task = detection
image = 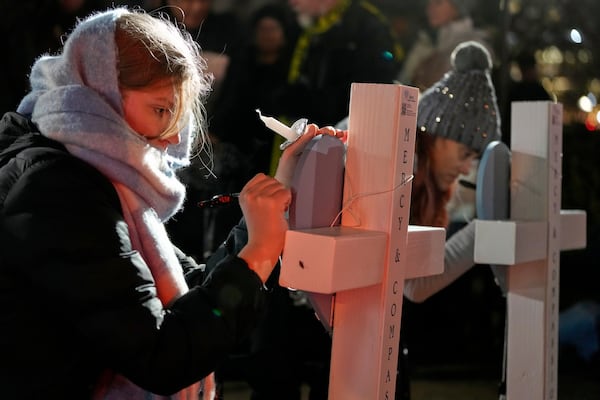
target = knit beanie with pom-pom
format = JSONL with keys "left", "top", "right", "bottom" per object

{"left": 417, "top": 40, "right": 501, "bottom": 153}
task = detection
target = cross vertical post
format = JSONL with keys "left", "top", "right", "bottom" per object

{"left": 474, "top": 101, "right": 587, "bottom": 399}
{"left": 281, "top": 83, "right": 445, "bottom": 399}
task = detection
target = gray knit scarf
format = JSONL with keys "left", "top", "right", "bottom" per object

{"left": 17, "top": 8, "right": 212, "bottom": 399}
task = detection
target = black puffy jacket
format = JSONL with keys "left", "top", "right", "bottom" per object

{"left": 279, "top": 0, "right": 403, "bottom": 127}
{"left": 0, "top": 112, "right": 265, "bottom": 399}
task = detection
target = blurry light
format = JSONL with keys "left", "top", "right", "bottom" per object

{"left": 509, "top": 63, "right": 522, "bottom": 81}
{"left": 569, "top": 29, "right": 583, "bottom": 44}
{"left": 587, "top": 92, "right": 597, "bottom": 107}
{"left": 578, "top": 95, "right": 593, "bottom": 112}
{"left": 596, "top": 110, "right": 600, "bottom": 125}
{"left": 589, "top": 79, "right": 600, "bottom": 94}
{"left": 549, "top": 76, "right": 571, "bottom": 92}
{"left": 585, "top": 117, "right": 596, "bottom": 132}
{"left": 540, "top": 77, "right": 554, "bottom": 93}
{"left": 542, "top": 46, "right": 563, "bottom": 64}
{"left": 508, "top": 0, "right": 521, "bottom": 14}
{"left": 578, "top": 49, "right": 591, "bottom": 64}
{"left": 382, "top": 51, "right": 393, "bottom": 61}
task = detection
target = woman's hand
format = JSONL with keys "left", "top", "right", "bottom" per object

{"left": 237, "top": 173, "right": 292, "bottom": 283}
{"left": 274, "top": 124, "right": 347, "bottom": 187}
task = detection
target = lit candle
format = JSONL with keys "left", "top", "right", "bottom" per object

{"left": 256, "top": 109, "right": 296, "bottom": 141}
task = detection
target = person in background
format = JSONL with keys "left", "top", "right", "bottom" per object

{"left": 263, "top": 0, "right": 405, "bottom": 197}
{"left": 159, "top": 0, "right": 245, "bottom": 115}
{"left": 223, "top": 0, "right": 284, "bottom": 23}
{"left": 397, "top": 0, "right": 493, "bottom": 91}
{"left": 0, "top": 7, "right": 343, "bottom": 399}
{"left": 210, "top": 3, "right": 301, "bottom": 177}
{"left": 281, "top": 0, "right": 403, "bottom": 128}
{"left": 382, "top": 1, "right": 424, "bottom": 65}
{"left": 397, "top": 40, "right": 502, "bottom": 398}
{"left": 405, "top": 40, "right": 501, "bottom": 302}
{"left": 398, "top": 0, "right": 495, "bottom": 232}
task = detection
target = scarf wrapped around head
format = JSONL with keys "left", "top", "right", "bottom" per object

{"left": 18, "top": 8, "right": 193, "bottom": 220}
{"left": 17, "top": 8, "right": 213, "bottom": 400}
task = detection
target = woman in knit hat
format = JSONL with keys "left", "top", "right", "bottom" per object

{"left": 0, "top": 7, "right": 343, "bottom": 399}
{"left": 394, "top": 39, "right": 503, "bottom": 400}
{"left": 404, "top": 40, "right": 501, "bottom": 302}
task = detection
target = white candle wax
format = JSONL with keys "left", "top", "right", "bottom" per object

{"left": 256, "top": 109, "right": 296, "bottom": 141}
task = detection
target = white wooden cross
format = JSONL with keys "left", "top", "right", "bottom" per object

{"left": 474, "top": 101, "right": 587, "bottom": 400}
{"left": 280, "top": 83, "right": 446, "bottom": 399}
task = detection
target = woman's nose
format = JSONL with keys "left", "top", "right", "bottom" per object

{"left": 164, "top": 131, "right": 181, "bottom": 146}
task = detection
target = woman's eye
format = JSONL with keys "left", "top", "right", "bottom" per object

{"left": 155, "top": 106, "right": 175, "bottom": 117}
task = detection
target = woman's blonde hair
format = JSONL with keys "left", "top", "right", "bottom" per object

{"left": 114, "top": 10, "right": 213, "bottom": 151}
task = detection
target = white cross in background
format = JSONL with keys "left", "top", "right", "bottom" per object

{"left": 475, "top": 101, "right": 587, "bottom": 400}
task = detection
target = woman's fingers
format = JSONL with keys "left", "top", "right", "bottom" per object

{"left": 240, "top": 173, "right": 291, "bottom": 212}
{"left": 238, "top": 174, "right": 291, "bottom": 282}
{"left": 316, "top": 125, "right": 348, "bottom": 142}
{"left": 283, "top": 123, "right": 347, "bottom": 154}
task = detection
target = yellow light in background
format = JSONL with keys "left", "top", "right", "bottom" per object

{"left": 542, "top": 46, "right": 564, "bottom": 65}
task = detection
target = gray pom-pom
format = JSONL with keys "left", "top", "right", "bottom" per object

{"left": 451, "top": 41, "right": 492, "bottom": 72}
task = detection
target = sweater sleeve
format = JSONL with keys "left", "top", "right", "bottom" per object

{"left": 403, "top": 220, "right": 476, "bottom": 303}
